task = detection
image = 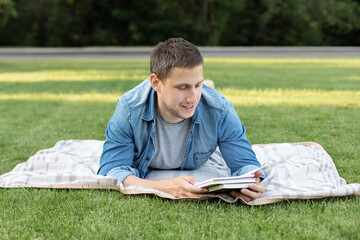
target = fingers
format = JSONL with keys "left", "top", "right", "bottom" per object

{"left": 177, "top": 176, "right": 209, "bottom": 194}
{"left": 248, "top": 183, "right": 265, "bottom": 193}
{"left": 185, "top": 183, "right": 209, "bottom": 194}
{"left": 240, "top": 188, "right": 260, "bottom": 200}
{"left": 254, "top": 170, "right": 263, "bottom": 179}
{"left": 185, "top": 185, "right": 208, "bottom": 194}
{"left": 181, "top": 176, "right": 197, "bottom": 185}
{"left": 230, "top": 183, "right": 265, "bottom": 202}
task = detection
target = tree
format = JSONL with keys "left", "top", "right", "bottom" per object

{"left": 0, "top": 0, "right": 359, "bottom": 46}
{"left": 0, "top": 0, "right": 17, "bottom": 26}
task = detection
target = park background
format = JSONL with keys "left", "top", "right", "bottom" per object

{"left": 0, "top": 0, "right": 359, "bottom": 239}
{"left": 0, "top": 0, "right": 359, "bottom": 47}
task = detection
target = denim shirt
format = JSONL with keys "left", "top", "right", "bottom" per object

{"left": 97, "top": 79, "right": 263, "bottom": 182}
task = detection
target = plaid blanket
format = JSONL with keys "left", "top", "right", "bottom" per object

{"left": 0, "top": 140, "right": 359, "bottom": 205}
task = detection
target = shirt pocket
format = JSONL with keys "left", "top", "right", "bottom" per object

{"left": 193, "top": 149, "right": 214, "bottom": 168}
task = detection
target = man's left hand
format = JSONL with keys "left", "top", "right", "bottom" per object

{"left": 229, "top": 169, "right": 265, "bottom": 202}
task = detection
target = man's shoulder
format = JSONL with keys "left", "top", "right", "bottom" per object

{"left": 119, "top": 79, "right": 153, "bottom": 109}
{"left": 110, "top": 79, "right": 153, "bottom": 124}
{"left": 200, "top": 84, "right": 230, "bottom": 111}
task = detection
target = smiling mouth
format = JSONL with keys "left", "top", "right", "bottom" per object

{"left": 182, "top": 105, "right": 195, "bottom": 111}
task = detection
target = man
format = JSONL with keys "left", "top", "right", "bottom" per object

{"left": 98, "top": 38, "right": 265, "bottom": 201}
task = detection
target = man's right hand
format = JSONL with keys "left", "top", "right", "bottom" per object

{"left": 123, "top": 175, "right": 208, "bottom": 199}
{"left": 156, "top": 176, "right": 209, "bottom": 198}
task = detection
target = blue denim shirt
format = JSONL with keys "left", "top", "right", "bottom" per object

{"left": 97, "top": 79, "right": 263, "bottom": 182}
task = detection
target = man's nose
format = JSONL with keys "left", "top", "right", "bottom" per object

{"left": 186, "top": 87, "right": 198, "bottom": 102}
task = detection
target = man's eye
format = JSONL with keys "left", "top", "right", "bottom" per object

{"left": 178, "top": 86, "right": 187, "bottom": 90}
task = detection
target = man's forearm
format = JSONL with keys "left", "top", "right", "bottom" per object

{"left": 123, "top": 175, "right": 209, "bottom": 198}
{"left": 123, "top": 175, "right": 160, "bottom": 189}
{"left": 122, "top": 175, "right": 182, "bottom": 192}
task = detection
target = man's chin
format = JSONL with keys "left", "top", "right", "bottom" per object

{"left": 180, "top": 110, "right": 195, "bottom": 119}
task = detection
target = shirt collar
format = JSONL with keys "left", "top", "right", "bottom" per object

{"left": 142, "top": 87, "right": 156, "bottom": 121}
{"left": 192, "top": 102, "right": 202, "bottom": 124}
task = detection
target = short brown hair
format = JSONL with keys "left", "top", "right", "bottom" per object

{"left": 150, "top": 38, "right": 203, "bottom": 80}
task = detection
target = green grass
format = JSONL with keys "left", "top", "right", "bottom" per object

{"left": 0, "top": 58, "right": 359, "bottom": 239}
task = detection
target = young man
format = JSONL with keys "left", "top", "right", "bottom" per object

{"left": 98, "top": 38, "right": 264, "bottom": 201}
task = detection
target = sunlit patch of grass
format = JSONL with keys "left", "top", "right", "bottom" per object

{"left": 204, "top": 58, "right": 360, "bottom": 68}
{"left": 203, "top": 58, "right": 360, "bottom": 91}
{"left": 0, "top": 70, "right": 148, "bottom": 82}
{"left": 346, "top": 76, "right": 360, "bottom": 81}
{"left": 0, "top": 92, "right": 120, "bottom": 102}
{"left": 222, "top": 88, "right": 360, "bottom": 107}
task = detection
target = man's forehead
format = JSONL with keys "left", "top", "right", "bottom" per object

{"left": 167, "top": 65, "right": 203, "bottom": 78}
{"left": 172, "top": 64, "right": 203, "bottom": 71}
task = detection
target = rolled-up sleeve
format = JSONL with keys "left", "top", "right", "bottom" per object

{"left": 232, "top": 165, "right": 266, "bottom": 179}
{"left": 218, "top": 101, "right": 266, "bottom": 179}
{"left": 106, "top": 166, "right": 139, "bottom": 183}
{"left": 97, "top": 100, "right": 138, "bottom": 182}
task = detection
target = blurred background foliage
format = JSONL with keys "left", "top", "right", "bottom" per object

{"left": 0, "top": 0, "right": 359, "bottom": 47}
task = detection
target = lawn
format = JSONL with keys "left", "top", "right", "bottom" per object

{"left": 0, "top": 58, "right": 359, "bottom": 239}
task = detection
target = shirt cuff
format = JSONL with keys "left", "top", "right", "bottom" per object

{"left": 232, "top": 164, "right": 267, "bottom": 179}
{"left": 106, "top": 166, "right": 140, "bottom": 183}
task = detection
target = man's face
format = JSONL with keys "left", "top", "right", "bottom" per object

{"left": 151, "top": 65, "right": 203, "bottom": 124}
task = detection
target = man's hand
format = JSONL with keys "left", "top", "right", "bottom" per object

{"left": 156, "top": 176, "right": 209, "bottom": 198}
{"left": 229, "top": 170, "right": 265, "bottom": 202}
{"left": 123, "top": 175, "right": 208, "bottom": 199}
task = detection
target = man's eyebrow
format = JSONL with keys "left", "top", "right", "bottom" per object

{"left": 174, "top": 80, "right": 204, "bottom": 87}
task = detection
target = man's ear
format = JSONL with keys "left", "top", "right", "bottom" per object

{"left": 150, "top": 73, "right": 161, "bottom": 93}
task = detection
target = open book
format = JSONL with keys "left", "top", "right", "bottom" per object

{"left": 194, "top": 167, "right": 261, "bottom": 193}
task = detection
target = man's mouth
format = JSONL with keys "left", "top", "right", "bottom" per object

{"left": 182, "top": 105, "right": 195, "bottom": 111}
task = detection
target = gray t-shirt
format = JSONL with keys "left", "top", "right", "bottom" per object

{"left": 148, "top": 109, "right": 191, "bottom": 170}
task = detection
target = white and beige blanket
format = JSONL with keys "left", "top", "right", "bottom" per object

{"left": 0, "top": 140, "right": 359, "bottom": 205}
